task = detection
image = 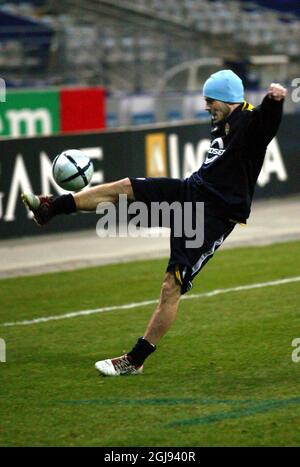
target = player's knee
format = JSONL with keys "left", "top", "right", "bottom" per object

{"left": 161, "top": 272, "right": 181, "bottom": 301}
{"left": 118, "top": 178, "right": 134, "bottom": 200}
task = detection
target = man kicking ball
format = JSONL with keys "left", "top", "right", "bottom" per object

{"left": 22, "top": 70, "right": 287, "bottom": 376}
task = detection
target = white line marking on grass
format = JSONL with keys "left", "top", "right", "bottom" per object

{"left": 2, "top": 276, "right": 300, "bottom": 327}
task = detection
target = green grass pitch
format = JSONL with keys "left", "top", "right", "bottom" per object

{"left": 0, "top": 240, "right": 300, "bottom": 446}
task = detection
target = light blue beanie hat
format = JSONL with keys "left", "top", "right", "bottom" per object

{"left": 203, "top": 69, "right": 244, "bottom": 103}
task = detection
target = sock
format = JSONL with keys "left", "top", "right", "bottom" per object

{"left": 52, "top": 194, "right": 77, "bottom": 215}
{"left": 127, "top": 337, "right": 156, "bottom": 367}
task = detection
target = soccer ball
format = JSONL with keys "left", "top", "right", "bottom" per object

{"left": 52, "top": 149, "right": 94, "bottom": 191}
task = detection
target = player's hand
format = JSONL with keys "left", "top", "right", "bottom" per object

{"left": 268, "top": 83, "right": 287, "bottom": 101}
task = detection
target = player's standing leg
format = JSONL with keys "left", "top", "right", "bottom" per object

{"left": 95, "top": 271, "right": 181, "bottom": 376}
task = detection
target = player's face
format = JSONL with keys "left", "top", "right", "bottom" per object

{"left": 205, "top": 98, "right": 231, "bottom": 123}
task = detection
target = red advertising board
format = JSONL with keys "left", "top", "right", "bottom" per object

{"left": 60, "top": 87, "right": 106, "bottom": 132}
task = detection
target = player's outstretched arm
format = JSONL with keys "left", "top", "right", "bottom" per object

{"left": 251, "top": 82, "right": 287, "bottom": 145}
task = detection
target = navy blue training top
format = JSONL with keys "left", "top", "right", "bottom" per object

{"left": 189, "top": 96, "right": 284, "bottom": 222}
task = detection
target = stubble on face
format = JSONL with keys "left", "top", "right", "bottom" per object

{"left": 210, "top": 102, "right": 232, "bottom": 123}
{"left": 205, "top": 98, "right": 237, "bottom": 123}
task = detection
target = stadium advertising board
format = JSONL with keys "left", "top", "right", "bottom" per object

{"left": 0, "top": 87, "right": 106, "bottom": 139}
{"left": 0, "top": 114, "right": 299, "bottom": 239}
{"left": 0, "top": 89, "right": 59, "bottom": 138}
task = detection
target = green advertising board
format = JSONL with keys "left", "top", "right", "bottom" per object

{"left": 0, "top": 89, "right": 59, "bottom": 138}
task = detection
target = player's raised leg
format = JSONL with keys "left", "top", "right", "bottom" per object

{"left": 95, "top": 271, "right": 181, "bottom": 376}
{"left": 21, "top": 177, "right": 134, "bottom": 225}
{"left": 73, "top": 177, "right": 134, "bottom": 210}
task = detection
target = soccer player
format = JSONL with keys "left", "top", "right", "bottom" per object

{"left": 21, "top": 70, "right": 287, "bottom": 376}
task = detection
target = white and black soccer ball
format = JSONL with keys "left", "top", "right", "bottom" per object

{"left": 52, "top": 149, "right": 94, "bottom": 191}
